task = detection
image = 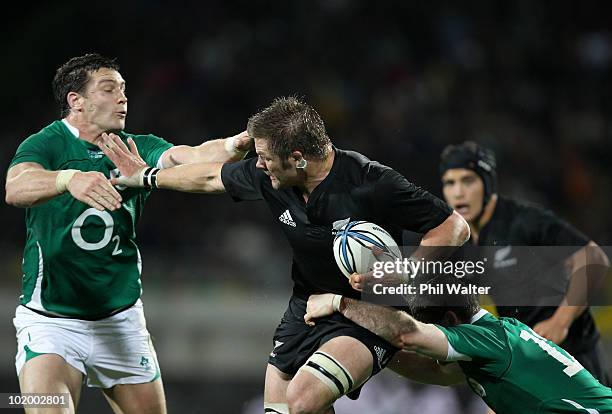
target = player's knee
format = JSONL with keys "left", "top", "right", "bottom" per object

{"left": 286, "top": 388, "right": 322, "bottom": 414}
{"left": 288, "top": 351, "right": 355, "bottom": 413}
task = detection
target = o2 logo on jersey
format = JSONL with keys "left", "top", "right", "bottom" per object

{"left": 71, "top": 209, "right": 122, "bottom": 256}
{"left": 467, "top": 377, "right": 487, "bottom": 397}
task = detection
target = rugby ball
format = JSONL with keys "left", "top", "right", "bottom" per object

{"left": 333, "top": 220, "right": 402, "bottom": 278}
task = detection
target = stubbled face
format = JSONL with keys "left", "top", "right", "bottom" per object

{"left": 442, "top": 168, "right": 485, "bottom": 223}
{"left": 254, "top": 138, "right": 299, "bottom": 189}
{"left": 78, "top": 68, "right": 127, "bottom": 131}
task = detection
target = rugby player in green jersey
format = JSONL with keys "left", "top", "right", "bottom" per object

{"left": 304, "top": 292, "right": 612, "bottom": 413}
{"left": 5, "top": 53, "right": 251, "bottom": 414}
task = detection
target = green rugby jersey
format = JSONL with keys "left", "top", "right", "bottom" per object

{"left": 9, "top": 120, "right": 172, "bottom": 319}
{"left": 436, "top": 310, "right": 612, "bottom": 413}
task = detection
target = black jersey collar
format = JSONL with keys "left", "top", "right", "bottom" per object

{"left": 299, "top": 146, "right": 341, "bottom": 207}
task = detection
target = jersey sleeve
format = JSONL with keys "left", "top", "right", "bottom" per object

{"left": 435, "top": 323, "right": 508, "bottom": 365}
{"left": 525, "top": 206, "right": 590, "bottom": 246}
{"left": 523, "top": 205, "right": 590, "bottom": 246}
{"left": 220, "top": 157, "right": 264, "bottom": 201}
{"left": 9, "top": 132, "right": 54, "bottom": 170}
{"left": 129, "top": 134, "right": 174, "bottom": 168}
{"left": 374, "top": 169, "right": 453, "bottom": 234}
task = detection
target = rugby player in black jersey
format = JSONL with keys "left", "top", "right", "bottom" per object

{"left": 99, "top": 97, "right": 470, "bottom": 413}
{"left": 437, "top": 141, "right": 610, "bottom": 386}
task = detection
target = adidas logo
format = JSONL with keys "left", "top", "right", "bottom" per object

{"left": 374, "top": 346, "right": 387, "bottom": 368}
{"left": 279, "top": 209, "right": 296, "bottom": 227}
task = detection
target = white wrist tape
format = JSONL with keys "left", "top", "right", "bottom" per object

{"left": 224, "top": 136, "right": 247, "bottom": 157}
{"left": 55, "top": 169, "right": 79, "bottom": 193}
{"left": 332, "top": 295, "right": 343, "bottom": 312}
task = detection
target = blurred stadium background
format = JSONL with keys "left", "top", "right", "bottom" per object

{"left": 1, "top": 1, "right": 611, "bottom": 412}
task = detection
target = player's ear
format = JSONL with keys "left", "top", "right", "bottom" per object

{"left": 67, "top": 91, "right": 84, "bottom": 112}
{"left": 292, "top": 151, "right": 307, "bottom": 169}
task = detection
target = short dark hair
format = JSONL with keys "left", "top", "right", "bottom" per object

{"left": 407, "top": 277, "right": 480, "bottom": 325}
{"left": 52, "top": 53, "right": 120, "bottom": 117}
{"left": 247, "top": 96, "right": 331, "bottom": 160}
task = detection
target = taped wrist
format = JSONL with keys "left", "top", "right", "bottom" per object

{"left": 55, "top": 169, "right": 79, "bottom": 193}
{"left": 332, "top": 295, "right": 343, "bottom": 312}
{"left": 141, "top": 167, "right": 160, "bottom": 190}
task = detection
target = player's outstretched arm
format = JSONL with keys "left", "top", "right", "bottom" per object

{"left": 159, "top": 130, "right": 252, "bottom": 167}
{"left": 305, "top": 294, "right": 449, "bottom": 360}
{"left": 100, "top": 133, "right": 226, "bottom": 193}
{"left": 155, "top": 163, "right": 225, "bottom": 193}
{"left": 5, "top": 162, "right": 122, "bottom": 211}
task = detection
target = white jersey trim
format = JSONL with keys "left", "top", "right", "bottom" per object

{"left": 62, "top": 118, "right": 80, "bottom": 138}
{"left": 470, "top": 309, "right": 489, "bottom": 324}
{"left": 561, "top": 399, "right": 599, "bottom": 414}
{"left": 446, "top": 342, "right": 472, "bottom": 362}
{"left": 26, "top": 242, "right": 45, "bottom": 311}
{"left": 27, "top": 242, "right": 69, "bottom": 316}
{"left": 443, "top": 309, "right": 488, "bottom": 362}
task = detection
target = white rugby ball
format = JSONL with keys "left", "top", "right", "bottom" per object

{"left": 333, "top": 221, "right": 402, "bottom": 278}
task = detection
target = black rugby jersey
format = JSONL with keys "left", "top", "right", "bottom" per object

{"left": 221, "top": 148, "right": 453, "bottom": 299}
{"left": 477, "top": 196, "right": 599, "bottom": 354}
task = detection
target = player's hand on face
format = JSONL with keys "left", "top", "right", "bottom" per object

{"left": 99, "top": 133, "right": 148, "bottom": 187}
{"left": 231, "top": 130, "right": 252, "bottom": 153}
{"left": 533, "top": 317, "right": 570, "bottom": 345}
{"left": 304, "top": 294, "right": 336, "bottom": 326}
{"left": 67, "top": 171, "right": 122, "bottom": 211}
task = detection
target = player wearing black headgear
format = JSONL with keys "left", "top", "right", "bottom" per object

{"left": 439, "top": 141, "right": 497, "bottom": 204}
{"left": 439, "top": 141, "right": 611, "bottom": 387}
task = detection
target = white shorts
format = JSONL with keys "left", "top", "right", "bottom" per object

{"left": 14, "top": 300, "right": 161, "bottom": 388}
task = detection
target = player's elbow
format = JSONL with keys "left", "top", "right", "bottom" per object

{"left": 388, "top": 331, "right": 408, "bottom": 349}
{"left": 396, "top": 331, "right": 422, "bottom": 352}
{"left": 5, "top": 181, "right": 41, "bottom": 208}
{"left": 588, "top": 241, "right": 610, "bottom": 268}
{"left": 394, "top": 317, "right": 421, "bottom": 350}
{"left": 4, "top": 184, "right": 27, "bottom": 207}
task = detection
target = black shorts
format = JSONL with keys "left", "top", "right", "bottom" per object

{"left": 268, "top": 294, "right": 399, "bottom": 400}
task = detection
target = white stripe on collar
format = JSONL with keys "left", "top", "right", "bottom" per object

{"left": 470, "top": 309, "right": 489, "bottom": 324}
{"left": 61, "top": 119, "right": 80, "bottom": 138}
